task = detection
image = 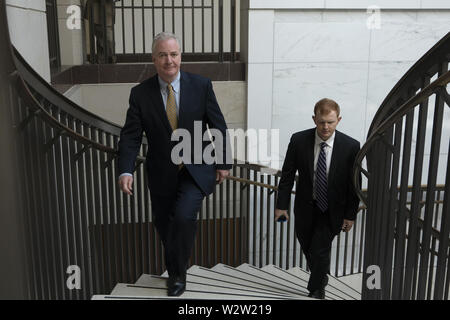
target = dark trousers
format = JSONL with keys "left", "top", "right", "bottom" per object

{"left": 150, "top": 168, "right": 205, "bottom": 278}
{"left": 298, "top": 204, "right": 335, "bottom": 293}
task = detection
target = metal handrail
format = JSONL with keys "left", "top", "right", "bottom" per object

{"left": 353, "top": 71, "right": 450, "bottom": 203}
{"left": 367, "top": 32, "right": 450, "bottom": 135}
{"left": 352, "top": 30, "right": 450, "bottom": 300}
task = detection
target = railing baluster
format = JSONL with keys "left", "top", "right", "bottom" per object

{"left": 383, "top": 119, "right": 404, "bottom": 297}
{"left": 392, "top": 109, "right": 415, "bottom": 299}
{"left": 434, "top": 145, "right": 450, "bottom": 299}
{"left": 403, "top": 95, "right": 429, "bottom": 299}
{"left": 417, "top": 74, "right": 447, "bottom": 299}
{"left": 259, "top": 174, "right": 264, "bottom": 267}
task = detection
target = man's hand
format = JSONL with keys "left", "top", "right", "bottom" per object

{"left": 118, "top": 175, "right": 133, "bottom": 195}
{"left": 216, "top": 169, "right": 230, "bottom": 184}
{"left": 342, "top": 219, "right": 354, "bottom": 232}
{"left": 275, "top": 208, "right": 289, "bottom": 222}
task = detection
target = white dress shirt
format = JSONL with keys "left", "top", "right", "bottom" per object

{"left": 312, "top": 130, "right": 335, "bottom": 199}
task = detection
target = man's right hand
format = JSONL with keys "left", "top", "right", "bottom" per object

{"left": 275, "top": 208, "right": 289, "bottom": 222}
{"left": 118, "top": 175, "right": 133, "bottom": 195}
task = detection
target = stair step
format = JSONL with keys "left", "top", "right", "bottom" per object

{"left": 238, "top": 264, "right": 339, "bottom": 300}
{"left": 210, "top": 263, "right": 310, "bottom": 298}
{"left": 107, "top": 283, "right": 297, "bottom": 300}
{"left": 94, "top": 264, "right": 362, "bottom": 300}
{"left": 261, "top": 265, "right": 349, "bottom": 300}
{"left": 187, "top": 265, "right": 302, "bottom": 297}
{"left": 91, "top": 295, "right": 189, "bottom": 300}
{"left": 287, "top": 267, "right": 361, "bottom": 300}
{"left": 337, "top": 273, "right": 363, "bottom": 294}
{"left": 136, "top": 268, "right": 293, "bottom": 298}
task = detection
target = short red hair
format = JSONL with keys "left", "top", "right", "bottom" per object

{"left": 314, "top": 98, "right": 340, "bottom": 117}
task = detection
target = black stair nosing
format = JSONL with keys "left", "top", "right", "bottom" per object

{"left": 119, "top": 284, "right": 297, "bottom": 300}
{"left": 192, "top": 266, "right": 307, "bottom": 296}
{"left": 140, "top": 272, "right": 294, "bottom": 298}
{"left": 241, "top": 264, "right": 343, "bottom": 301}
{"left": 288, "top": 266, "right": 361, "bottom": 297}
{"left": 131, "top": 276, "right": 295, "bottom": 298}
{"left": 288, "top": 266, "right": 361, "bottom": 298}
{"left": 334, "top": 274, "right": 364, "bottom": 296}
{"left": 263, "top": 264, "right": 356, "bottom": 300}
{"left": 230, "top": 264, "right": 325, "bottom": 296}
{"left": 195, "top": 265, "right": 310, "bottom": 297}
{"left": 211, "top": 264, "right": 322, "bottom": 298}
{"left": 96, "top": 295, "right": 222, "bottom": 300}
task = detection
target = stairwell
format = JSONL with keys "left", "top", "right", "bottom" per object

{"left": 92, "top": 263, "right": 361, "bottom": 300}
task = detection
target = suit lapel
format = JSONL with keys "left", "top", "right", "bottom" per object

{"left": 328, "top": 131, "right": 341, "bottom": 186}
{"left": 147, "top": 75, "right": 172, "bottom": 135}
{"left": 306, "top": 129, "right": 315, "bottom": 183}
{"left": 178, "top": 71, "right": 189, "bottom": 128}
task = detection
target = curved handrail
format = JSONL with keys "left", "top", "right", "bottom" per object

{"left": 13, "top": 48, "right": 123, "bottom": 136}
{"left": 351, "top": 29, "right": 450, "bottom": 300}
{"left": 353, "top": 70, "right": 450, "bottom": 203}
{"left": 368, "top": 32, "right": 450, "bottom": 135}
{"left": 17, "top": 76, "right": 117, "bottom": 155}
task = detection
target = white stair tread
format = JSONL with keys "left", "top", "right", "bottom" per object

{"left": 94, "top": 264, "right": 362, "bottom": 300}
{"left": 261, "top": 265, "right": 350, "bottom": 300}
{"left": 136, "top": 271, "right": 293, "bottom": 298}
{"left": 91, "top": 295, "right": 193, "bottom": 300}
{"left": 236, "top": 263, "right": 327, "bottom": 298}
{"left": 287, "top": 267, "right": 361, "bottom": 300}
{"left": 187, "top": 265, "right": 301, "bottom": 297}
{"left": 211, "top": 263, "right": 309, "bottom": 298}
{"left": 337, "top": 273, "right": 363, "bottom": 293}
{"left": 108, "top": 283, "right": 302, "bottom": 300}
{"left": 134, "top": 274, "right": 291, "bottom": 298}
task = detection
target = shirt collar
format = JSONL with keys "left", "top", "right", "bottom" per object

{"left": 315, "top": 129, "right": 336, "bottom": 148}
{"left": 158, "top": 72, "right": 181, "bottom": 93}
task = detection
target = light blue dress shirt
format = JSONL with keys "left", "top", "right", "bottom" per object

{"left": 158, "top": 72, "right": 181, "bottom": 117}
{"left": 120, "top": 72, "right": 181, "bottom": 178}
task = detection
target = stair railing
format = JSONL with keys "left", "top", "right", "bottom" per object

{"left": 353, "top": 32, "right": 450, "bottom": 300}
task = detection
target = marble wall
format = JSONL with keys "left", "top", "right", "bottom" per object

{"left": 56, "top": 0, "right": 84, "bottom": 66}
{"left": 6, "top": 0, "right": 51, "bottom": 81}
{"left": 244, "top": 1, "right": 450, "bottom": 184}
{"left": 64, "top": 81, "right": 247, "bottom": 130}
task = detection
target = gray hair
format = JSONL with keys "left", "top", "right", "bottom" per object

{"left": 151, "top": 32, "right": 182, "bottom": 55}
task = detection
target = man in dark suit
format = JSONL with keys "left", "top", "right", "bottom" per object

{"left": 275, "top": 98, "right": 360, "bottom": 299}
{"left": 118, "top": 32, "right": 232, "bottom": 296}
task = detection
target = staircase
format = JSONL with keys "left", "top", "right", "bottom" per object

{"left": 91, "top": 264, "right": 361, "bottom": 300}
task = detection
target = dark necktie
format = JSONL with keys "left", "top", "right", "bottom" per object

{"left": 315, "top": 142, "right": 328, "bottom": 212}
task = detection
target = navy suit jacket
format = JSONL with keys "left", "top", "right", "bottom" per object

{"left": 276, "top": 128, "right": 361, "bottom": 236}
{"left": 118, "top": 71, "right": 232, "bottom": 197}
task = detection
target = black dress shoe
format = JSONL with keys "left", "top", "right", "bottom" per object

{"left": 167, "top": 276, "right": 175, "bottom": 288}
{"left": 167, "top": 276, "right": 186, "bottom": 297}
{"left": 322, "top": 275, "right": 329, "bottom": 288}
{"left": 308, "top": 289, "right": 325, "bottom": 299}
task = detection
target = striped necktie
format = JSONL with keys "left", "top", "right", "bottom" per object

{"left": 166, "top": 84, "right": 177, "bottom": 130}
{"left": 315, "top": 142, "right": 328, "bottom": 212}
